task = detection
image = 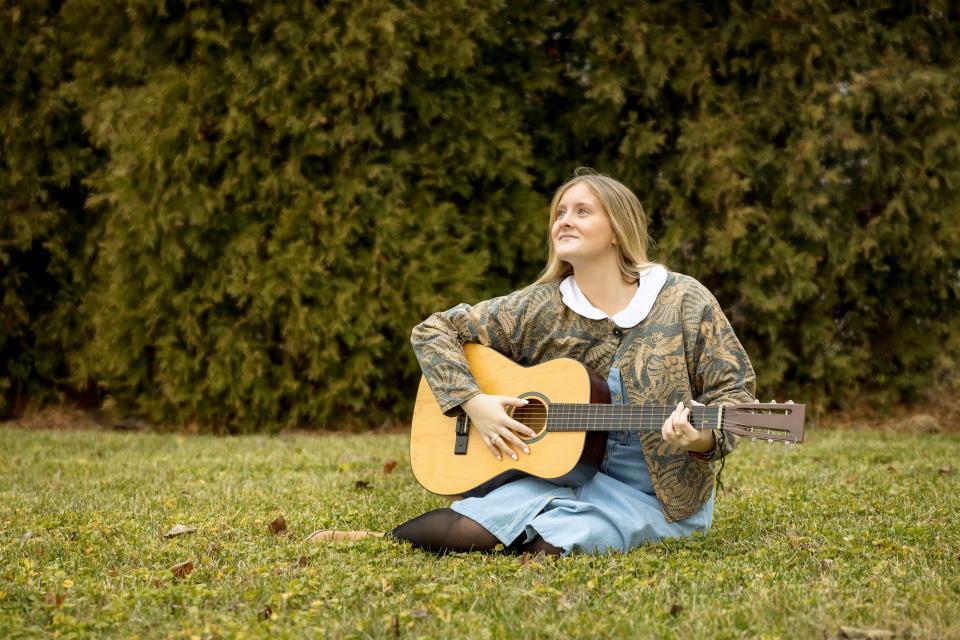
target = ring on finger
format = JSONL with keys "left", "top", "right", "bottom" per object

{"left": 489, "top": 434, "right": 501, "bottom": 446}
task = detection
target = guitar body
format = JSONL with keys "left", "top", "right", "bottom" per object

{"left": 410, "top": 344, "right": 610, "bottom": 497}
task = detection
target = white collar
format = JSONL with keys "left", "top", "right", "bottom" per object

{"left": 559, "top": 265, "right": 668, "bottom": 328}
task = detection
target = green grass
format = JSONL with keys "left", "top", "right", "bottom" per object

{"left": 1, "top": 426, "right": 958, "bottom": 639}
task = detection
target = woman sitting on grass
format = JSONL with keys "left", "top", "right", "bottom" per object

{"left": 311, "top": 168, "right": 756, "bottom": 555}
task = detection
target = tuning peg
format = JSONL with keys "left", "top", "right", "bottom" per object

{"left": 786, "top": 399, "right": 795, "bottom": 404}
{"left": 783, "top": 441, "right": 792, "bottom": 447}
{"left": 767, "top": 439, "right": 774, "bottom": 444}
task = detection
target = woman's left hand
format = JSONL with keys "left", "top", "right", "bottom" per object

{"left": 661, "top": 400, "right": 715, "bottom": 453}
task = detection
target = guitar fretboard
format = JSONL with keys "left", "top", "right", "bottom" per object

{"left": 541, "top": 404, "right": 721, "bottom": 432}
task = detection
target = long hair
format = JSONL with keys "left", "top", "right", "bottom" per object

{"left": 534, "top": 168, "right": 656, "bottom": 285}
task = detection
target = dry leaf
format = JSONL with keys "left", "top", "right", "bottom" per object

{"left": 19, "top": 531, "right": 33, "bottom": 548}
{"left": 260, "top": 605, "right": 272, "bottom": 621}
{"left": 207, "top": 542, "right": 221, "bottom": 556}
{"left": 354, "top": 480, "right": 370, "bottom": 490}
{"left": 410, "top": 608, "right": 429, "bottom": 619}
{"left": 297, "top": 556, "right": 309, "bottom": 567}
{"left": 269, "top": 516, "right": 287, "bottom": 535}
{"left": 820, "top": 558, "right": 836, "bottom": 572}
{"left": 838, "top": 626, "right": 894, "bottom": 639}
{"left": 939, "top": 465, "right": 956, "bottom": 476}
{"left": 669, "top": 602, "right": 684, "bottom": 616}
{"left": 306, "top": 529, "right": 383, "bottom": 542}
{"left": 45, "top": 591, "right": 64, "bottom": 608}
{"left": 519, "top": 551, "right": 545, "bottom": 567}
{"left": 383, "top": 460, "right": 398, "bottom": 475}
{"left": 164, "top": 524, "right": 196, "bottom": 538}
{"left": 171, "top": 559, "right": 193, "bottom": 578}
{"left": 390, "top": 615, "right": 400, "bottom": 639}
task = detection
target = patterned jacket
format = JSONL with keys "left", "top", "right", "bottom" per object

{"left": 410, "top": 271, "right": 756, "bottom": 522}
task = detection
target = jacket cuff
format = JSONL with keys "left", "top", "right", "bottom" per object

{"left": 440, "top": 388, "right": 482, "bottom": 418}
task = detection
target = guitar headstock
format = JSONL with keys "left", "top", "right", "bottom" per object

{"left": 722, "top": 402, "right": 805, "bottom": 444}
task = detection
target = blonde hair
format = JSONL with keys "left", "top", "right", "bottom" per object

{"left": 535, "top": 168, "right": 656, "bottom": 285}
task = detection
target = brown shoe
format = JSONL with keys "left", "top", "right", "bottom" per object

{"left": 305, "top": 529, "right": 385, "bottom": 543}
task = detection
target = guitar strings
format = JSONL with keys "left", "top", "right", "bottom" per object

{"left": 466, "top": 413, "right": 793, "bottom": 436}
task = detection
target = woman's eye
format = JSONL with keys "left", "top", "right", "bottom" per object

{"left": 578, "top": 209, "right": 590, "bottom": 216}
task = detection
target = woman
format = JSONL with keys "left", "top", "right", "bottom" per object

{"left": 312, "top": 169, "right": 756, "bottom": 555}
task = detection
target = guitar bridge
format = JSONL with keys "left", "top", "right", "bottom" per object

{"left": 454, "top": 415, "right": 469, "bottom": 455}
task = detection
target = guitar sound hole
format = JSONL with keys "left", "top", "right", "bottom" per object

{"left": 511, "top": 397, "right": 548, "bottom": 441}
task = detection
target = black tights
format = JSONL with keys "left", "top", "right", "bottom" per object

{"left": 387, "top": 508, "right": 564, "bottom": 556}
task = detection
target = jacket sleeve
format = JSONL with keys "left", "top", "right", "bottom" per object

{"left": 686, "top": 286, "right": 757, "bottom": 459}
{"left": 410, "top": 290, "right": 527, "bottom": 416}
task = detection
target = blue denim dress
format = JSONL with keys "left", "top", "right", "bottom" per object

{"left": 450, "top": 355, "right": 715, "bottom": 555}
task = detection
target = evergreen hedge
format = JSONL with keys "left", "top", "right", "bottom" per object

{"left": 1, "top": 3, "right": 100, "bottom": 416}
{"left": 2, "top": 1, "right": 958, "bottom": 430}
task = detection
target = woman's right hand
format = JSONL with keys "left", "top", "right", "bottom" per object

{"left": 462, "top": 393, "right": 536, "bottom": 461}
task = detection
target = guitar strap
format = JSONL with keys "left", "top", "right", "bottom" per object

{"left": 715, "top": 428, "right": 728, "bottom": 494}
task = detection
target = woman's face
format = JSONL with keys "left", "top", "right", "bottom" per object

{"left": 552, "top": 182, "right": 617, "bottom": 267}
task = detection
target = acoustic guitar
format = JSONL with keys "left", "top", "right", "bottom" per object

{"left": 410, "top": 344, "right": 804, "bottom": 497}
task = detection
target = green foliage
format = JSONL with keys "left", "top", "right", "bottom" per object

{"left": 1, "top": 1, "right": 958, "bottom": 428}
{"left": 64, "top": 0, "right": 543, "bottom": 430}
{"left": 505, "top": 2, "right": 960, "bottom": 404}
{"left": 1, "top": 427, "right": 959, "bottom": 637}
{"left": 0, "top": 3, "right": 100, "bottom": 415}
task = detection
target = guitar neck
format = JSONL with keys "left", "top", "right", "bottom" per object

{"left": 543, "top": 404, "right": 722, "bottom": 432}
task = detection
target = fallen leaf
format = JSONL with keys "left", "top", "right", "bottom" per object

{"left": 260, "top": 605, "right": 272, "bottom": 621}
{"left": 19, "top": 531, "right": 33, "bottom": 548}
{"left": 45, "top": 591, "right": 64, "bottom": 608}
{"left": 519, "top": 551, "right": 545, "bottom": 567}
{"left": 390, "top": 615, "right": 400, "bottom": 639}
{"left": 838, "top": 626, "right": 894, "bottom": 639}
{"left": 152, "top": 579, "right": 164, "bottom": 588}
{"left": 206, "top": 543, "right": 221, "bottom": 556}
{"left": 297, "top": 556, "right": 309, "bottom": 567}
{"left": 171, "top": 559, "right": 193, "bottom": 578}
{"left": 164, "top": 524, "right": 196, "bottom": 538}
{"left": 269, "top": 516, "right": 287, "bottom": 535}
{"left": 820, "top": 558, "right": 836, "bottom": 572}
{"left": 939, "top": 465, "right": 956, "bottom": 476}
{"left": 669, "top": 602, "right": 684, "bottom": 616}
{"left": 354, "top": 480, "right": 371, "bottom": 490}
{"left": 410, "top": 608, "right": 429, "bottom": 619}
{"left": 306, "top": 529, "right": 383, "bottom": 542}
{"left": 383, "top": 460, "right": 398, "bottom": 475}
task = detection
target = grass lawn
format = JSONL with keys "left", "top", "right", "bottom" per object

{"left": 1, "top": 425, "right": 958, "bottom": 639}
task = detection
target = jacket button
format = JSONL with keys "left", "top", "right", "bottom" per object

{"left": 612, "top": 327, "right": 623, "bottom": 338}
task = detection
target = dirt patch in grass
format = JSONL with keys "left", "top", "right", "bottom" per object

{"left": 4, "top": 404, "right": 106, "bottom": 431}
{"left": 5, "top": 388, "right": 958, "bottom": 435}
{"left": 821, "top": 390, "right": 960, "bottom": 434}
